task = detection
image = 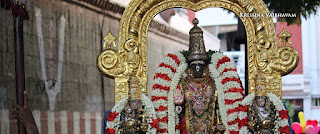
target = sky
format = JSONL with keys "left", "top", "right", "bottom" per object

{"left": 195, "top": 7, "right": 238, "bottom": 26}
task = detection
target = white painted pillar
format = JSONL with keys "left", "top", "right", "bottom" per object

{"left": 302, "top": 13, "right": 318, "bottom": 120}
{"left": 303, "top": 97, "right": 312, "bottom": 120}
{"left": 301, "top": 16, "right": 311, "bottom": 120}
{"left": 316, "top": 10, "right": 320, "bottom": 95}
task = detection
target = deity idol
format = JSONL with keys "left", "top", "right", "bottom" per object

{"left": 172, "top": 18, "right": 224, "bottom": 134}
{"left": 151, "top": 18, "right": 245, "bottom": 134}
{"left": 118, "top": 76, "right": 148, "bottom": 134}
{"left": 105, "top": 76, "right": 157, "bottom": 134}
{"left": 240, "top": 73, "right": 290, "bottom": 134}
{"left": 247, "top": 74, "right": 276, "bottom": 134}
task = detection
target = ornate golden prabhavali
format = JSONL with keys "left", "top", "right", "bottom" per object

{"left": 97, "top": 0, "right": 299, "bottom": 103}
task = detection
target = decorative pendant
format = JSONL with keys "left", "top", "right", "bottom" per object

{"left": 262, "top": 120, "right": 271, "bottom": 128}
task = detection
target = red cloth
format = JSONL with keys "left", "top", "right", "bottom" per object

{"left": 11, "top": 2, "right": 29, "bottom": 20}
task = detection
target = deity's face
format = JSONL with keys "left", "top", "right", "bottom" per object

{"left": 129, "top": 99, "right": 141, "bottom": 110}
{"left": 188, "top": 63, "right": 208, "bottom": 79}
{"left": 256, "top": 96, "right": 266, "bottom": 107}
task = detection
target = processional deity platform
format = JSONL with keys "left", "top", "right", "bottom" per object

{"left": 96, "top": 0, "right": 299, "bottom": 134}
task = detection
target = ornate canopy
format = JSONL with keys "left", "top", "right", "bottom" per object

{"left": 97, "top": 0, "right": 299, "bottom": 103}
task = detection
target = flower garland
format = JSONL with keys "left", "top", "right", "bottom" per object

{"left": 105, "top": 94, "right": 157, "bottom": 134}
{"left": 267, "top": 93, "right": 290, "bottom": 134}
{"left": 209, "top": 52, "right": 246, "bottom": 134}
{"left": 167, "top": 61, "right": 187, "bottom": 134}
{"left": 239, "top": 92, "right": 290, "bottom": 134}
{"left": 151, "top": 52, "right": 245, "bottom": 134}
{"left": 151, "top": 52, "right": 186, "bottom": 134}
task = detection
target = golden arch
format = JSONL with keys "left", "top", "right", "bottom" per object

{"left": 97, "top": 0, "right": 299, "bottom": 103}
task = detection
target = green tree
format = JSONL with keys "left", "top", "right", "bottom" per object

{"left": 264, "top": 0, "right": 320, "bottom": 25}
{"left": 284, "top": 100, "right": 296, "bottom": 124}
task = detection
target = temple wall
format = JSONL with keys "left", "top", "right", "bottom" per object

{"left": 0, "top": 0, "right": 189, "bottom": 133}
{"left": 0, "top": 0, "right": 118, "bottom": 113}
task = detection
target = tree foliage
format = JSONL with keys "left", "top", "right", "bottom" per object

{"left": 284, "top": 100, "right": 296, "bottom": 124}
{"left": 264, "top": 0, "right": 320, "bottom": 25}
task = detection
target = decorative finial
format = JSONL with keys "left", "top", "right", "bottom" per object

{"left": 192, "top": 18, "right": 199, "bottom": 26}
{"left": 103, "top": 32, "right": 117, "bottom": 49}
{"left": 278, "top": 29, "right": 292, "bottom": 46}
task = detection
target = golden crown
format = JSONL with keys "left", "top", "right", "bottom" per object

{"left": 128, "top": 76, "right": 141, "bottom": 100}
{"left": 255, "top": 73, "right": 267, "bottom": 96}
{"left": 187, "top": 18, "right": 208, "bottom": 63}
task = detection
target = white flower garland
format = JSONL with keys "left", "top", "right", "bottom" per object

{"left": 267, "top": 92, "right": 289, "bottom": 133}
{"left": 241, "top": 92, "right": 255, "bottom": 106}
{"left": 106, "top": 94, "right": 157, "bottom": 134}
{"left": 152, "top": 52, "right": 186, "bottom": 133}
{"left": 168, "top": 62, "right": 187, "bottom": 134}
{"left": 168, "top": 52, "right": 187, "bottom": 134}
{"left": 209, "top": 52, "right": 245, "bottom": 134}
{"left": 106, "top": 96, "right": 128, "bottom": 132}
{"left": 142, "top": 94, "right": 158, "bottom": 134}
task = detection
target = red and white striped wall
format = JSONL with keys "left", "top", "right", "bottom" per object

{"left": 0, "top": 110, "right": 104, "bottom": 134}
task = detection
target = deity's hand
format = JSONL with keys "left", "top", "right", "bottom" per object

{"left": 265, "top": 100, "right": 271, "bottom": 110}
{"left": 248, "top": 120, "right": 256, "bottom": 131}
{"left": 174, "top": 88, "right": 184, "bottom": 105}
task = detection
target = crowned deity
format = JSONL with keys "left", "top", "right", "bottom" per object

{"left": 118, "top": 76, "right": 148, "bottom": 134}
{"left": 247, "top": 74, "right": 277, "bottom": 134}
{"left": 173, "top": 18, "right": 225, "bottom": 134}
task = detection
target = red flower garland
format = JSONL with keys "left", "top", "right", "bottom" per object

{"left": 150, "top": 118, "right": 160, "bottom": 130}
{"left": 279, "top": 126, "right": 290, "bottom": 134}
{"left": 225, "top": 98, "right": 243, "bottom": 104}
{"left": 155, "top": 105, "right": 167, "bottom": 111}
{"left": 154, "top": 73, "right": 172, "bottom": 81}
{"left": 152, "top": 84, "right": 170, "bottom": 91}
{"left": 159, "top": 63, "right": 176, "bottom": 73}
{"left": 105, "top": 128, "right": 115, "bottom": 134}
{"left": 224, "top": 87, "right": 244, "bottom": 93}
{"left": 216, "top": 56, "right": 231, "bottom": 68}
{"left": 158, "top": 129, "right": 168, "bottom": 133}
{"left": 221, "top": 68, "right": 237, "bottom": 75}
{"left": 175, "top": 123, "right": 181, "bottom": 129}
{"left": 107, "top": 111, "right": 119, "bottom": 121}
{"left": 159, "top": 116, "right": 168, "bottom": 123}
{"left": 152, "top": 96, "right": 168, "bottom": 101}
{"left": 221, "top": 77, "right": 242, "bottom": 85}
{"left": 167, "top": 54, "right": 180, "bottom": 65}
{"left": 227, "top": 105, "right": 248, "bottom": 114}
{"left": 279, "top": 110, "right": 289, "bottom": 119}
{"left": 229, "top": 130, "right": 240, "bottom": 134}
